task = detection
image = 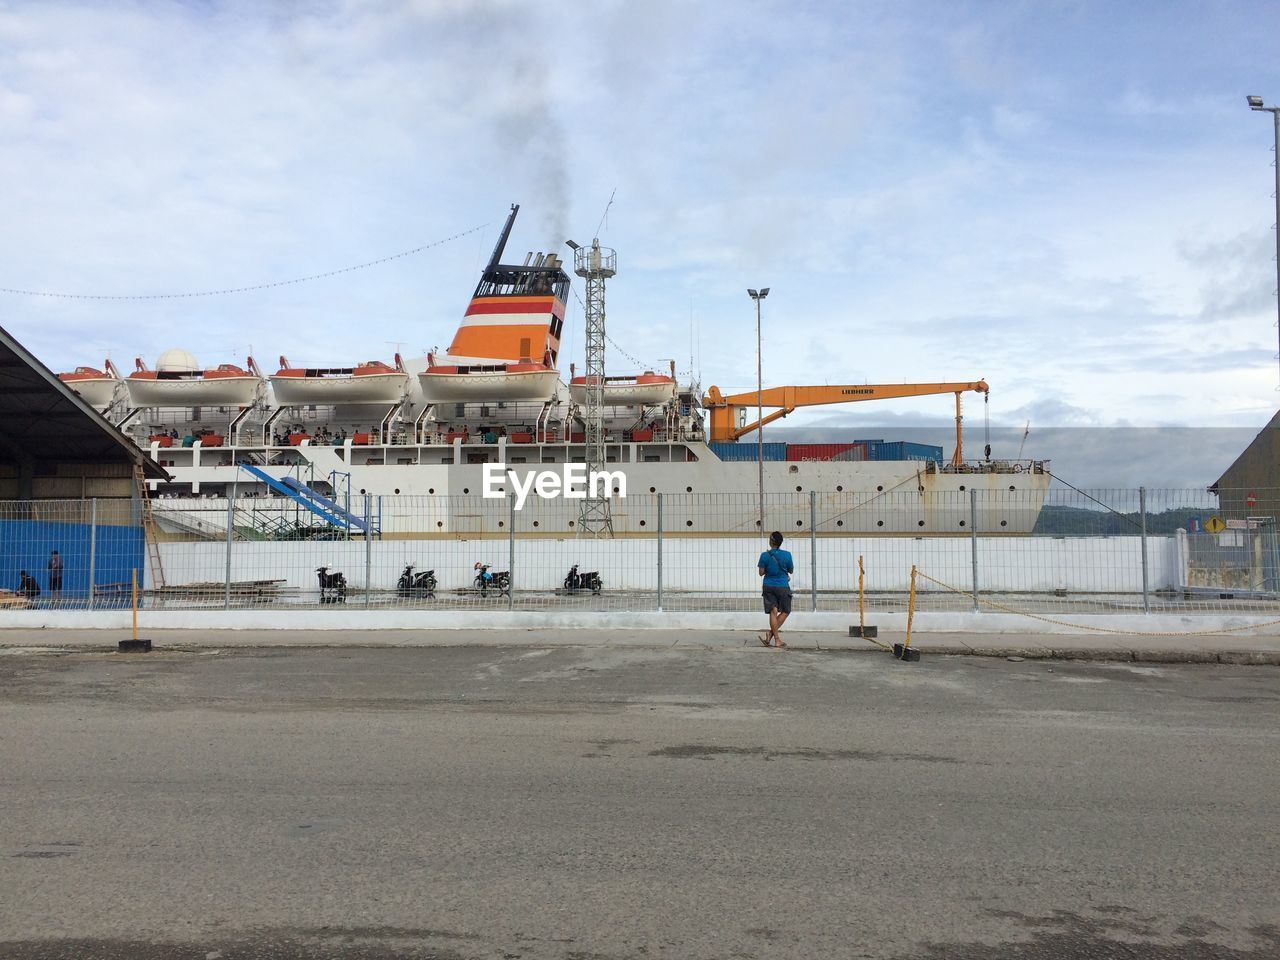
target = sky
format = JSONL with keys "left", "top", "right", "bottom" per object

{"left": 2, "top": 0, "right": 1280, "bottom": 486}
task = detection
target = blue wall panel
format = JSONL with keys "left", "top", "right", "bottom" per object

{"left": 0, "top": 519, "right": 145, "bottom": 605}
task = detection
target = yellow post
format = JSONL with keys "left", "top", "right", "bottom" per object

{"left": 905, "top": 564, "right": 917, "bottom": 648}
{"left": 131, "top": 568, "right": 138, "bottom": 642}
{"left": 858, "top": 554, "right": 866, "bottom": 632}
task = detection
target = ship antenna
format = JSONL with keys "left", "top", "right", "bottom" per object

{"left": 594, "top": 189, "right": 616, "bottom": 239}
{"left": 486, "top": 204, "right": 520, "bottom": 271}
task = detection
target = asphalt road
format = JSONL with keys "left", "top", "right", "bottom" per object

{"left": 1, "top": 646, "right": 1277, "bottom": 959}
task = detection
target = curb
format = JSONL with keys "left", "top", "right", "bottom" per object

{"left": 3, "top": 640, "right": 1279, "bottom": 665}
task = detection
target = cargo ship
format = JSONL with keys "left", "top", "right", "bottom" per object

{"left": 56, "top": 205, "right": 1049, "bottom": 536}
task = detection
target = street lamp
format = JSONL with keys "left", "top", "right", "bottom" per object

{"left": 1247, "top": 95, "right": 1280, "bottom": 385}
{"left": 748, "top": 287, "right": 770, "bottom": 531}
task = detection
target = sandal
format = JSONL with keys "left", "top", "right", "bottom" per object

{"left": 759, "top": 633, "right": 773, "bottom": 647}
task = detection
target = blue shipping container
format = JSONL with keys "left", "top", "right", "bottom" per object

{"left": 708, "top": 442, "right": 787, "bottom": 461}
{"left": 859, "top": 439, "right": 943, "bottom": 462}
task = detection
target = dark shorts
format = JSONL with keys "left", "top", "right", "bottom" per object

{"left": 49, "top": 576, "right": 62, "bottom": 591}
{"left": 762, "top": 586, "right": 792, "bottom": 615}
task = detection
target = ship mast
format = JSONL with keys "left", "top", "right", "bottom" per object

{"left": 569, "top": 237, "right": 616, "bottom": 537}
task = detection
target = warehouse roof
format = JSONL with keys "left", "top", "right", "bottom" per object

{"left": 0, "top": 323, "right": 168, "bottom": 479}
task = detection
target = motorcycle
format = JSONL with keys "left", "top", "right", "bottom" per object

{"left": 397, "top": 563, "right": 437, "bottom": 598}
{"left": 564, "top": 563, "right": 603, "bottom": 595}
{"left": 316, "top": 566, "right": 347, "bottom": 604}
{"left": 473, "top": 562, "right": 511, "bottom": 597}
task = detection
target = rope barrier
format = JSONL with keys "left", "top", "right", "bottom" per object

{"left": 914, "top": 569, "right": 1280, "bottom": 637}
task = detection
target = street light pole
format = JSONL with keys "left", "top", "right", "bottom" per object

{"left": 747, "top": 287, "right": 770, "bottom": 531}
{"left": 1247, "top": 95, "right": 1280, "bottom": 386}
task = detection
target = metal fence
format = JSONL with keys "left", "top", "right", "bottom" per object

{"left": 3, "top": 488, "right": 1279, "bottom": 616}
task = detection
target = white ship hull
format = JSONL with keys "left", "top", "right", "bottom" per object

{"left": 126, "top": 376, "right": 262, "bottom": 407}
{"left": 418, "top": 369, "right": 560, "bottom": 402}
{"left": 148, "top": 440, "right": 1050, "bottom": 536}
{"left": 270, "top": 373, "right": 408, "bottom": 405}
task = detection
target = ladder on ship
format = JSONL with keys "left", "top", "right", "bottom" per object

{"left": 133, "top": 464, "right": 166, "bottom": 589}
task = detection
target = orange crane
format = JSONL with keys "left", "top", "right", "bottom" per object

{"left": 702, "top": 381, "right": 990, "bottom": 467}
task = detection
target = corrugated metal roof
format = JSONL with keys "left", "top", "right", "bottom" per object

{"left": 0, "top": 323, "right": 168, "bottom": 482}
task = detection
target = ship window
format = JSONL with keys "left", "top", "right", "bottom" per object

{"left": 645, "top": 456, "right": 659, "bottom": 463}
{"left": 455, "top": 404, "right": 466, "bottom": 417}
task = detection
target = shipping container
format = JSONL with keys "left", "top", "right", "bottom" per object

{"left": 829, "top": 442, "right": 867, "bottom": 462}
{"left": 863, "top": 440, "right": 943, "bottom": 462}
{"left": 708, "top": 441, "right": 787, "bottom": 461}
{"left": 902, "top": 441, "right": 944, "bottom": 462}
{"left": 785, "top": 442, "right": 864, "bottom": 462}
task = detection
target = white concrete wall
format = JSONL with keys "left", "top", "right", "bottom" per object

{"left": 152, "top": 535, "right": 1179, "bottom": 596}
{"left": 4, "top": 608, "right": 1278, "bottom": 636}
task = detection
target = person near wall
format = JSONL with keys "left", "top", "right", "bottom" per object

{"left": 757, "top": 531, "right": 794, "bottom": 648}
{"left": 47, "top": 549, "right": 63, "bottom": 605}
{"left": 17, "top": 570, "right": 40, "bottom": 600}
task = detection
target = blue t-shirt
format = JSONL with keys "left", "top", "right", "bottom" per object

{"left": 758, "top": 548, "right": 793, "bottom": 588}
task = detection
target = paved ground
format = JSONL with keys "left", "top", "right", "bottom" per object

{"left": 2, "top": 625, "right": 1279, "bottom": 664}
{"left": 1, "top": 645, "right": 1277, "bottom": 959}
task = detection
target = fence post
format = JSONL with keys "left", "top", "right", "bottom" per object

{"left": 364, "top": 495, "right": 372, "bottom": 609}
{"left": 224, "top": 487, "right": 235, "bottom": 610}
{"left": 87, "top": 498, "right": 97, "bottom": 611}
{"left": 1139, "top": 486, "right": 1149, "bottom": 613}
{"left": 970, "top": 487, "right": 979, "bottom": 612}
{"left": 508, "top": 492, "right": 516, "bottom": 610}
{"left": 809, "top": 491, "right": 818, "bottom": 612}
{"left": 656, "top": 493, "right": 664, "bottom": 612}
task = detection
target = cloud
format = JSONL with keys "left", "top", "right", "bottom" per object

{"left": 1, "top": 0, "right": 1279, "bottom": 445}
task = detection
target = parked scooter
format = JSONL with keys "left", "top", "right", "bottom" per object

{"left": 563, "top": 563, "right": 603, "bottom": 595}
{"left": 316, "top": 566, "right": 347, "bottom": 604}
{"left": 473, "top": 561, "right": 511, "bottom": 597}
{"left": 398, "top": 563, "right": 437, "bottom": 598}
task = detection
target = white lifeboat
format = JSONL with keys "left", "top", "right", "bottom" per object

{"left": 125, "top": 350, "right": 263, "bottom": 407}
{"left": 418, "top": 352, "right": 559, "bottom": 402}
{"left": 58, "top": 359, "right": 123, "bottom": 407}
{"left": 570, "top": 371, "right": 676, "bottom": 406}
{"left": 270, "top": 354, "right": 409, "bottom": 405}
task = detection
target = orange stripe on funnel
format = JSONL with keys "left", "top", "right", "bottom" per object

{"left": 449, "top": 324, "right": 555, "bottom": 362}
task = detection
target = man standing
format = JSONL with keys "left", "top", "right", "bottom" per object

{"left": 47, "top": 549, "right": 63, "bottom": 605}
{"left": 758, "top": 531, "right": 794, "bottom": 648}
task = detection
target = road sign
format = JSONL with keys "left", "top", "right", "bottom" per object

{"left": 1205, "top": 516, "right": 1226, "bottom": 534}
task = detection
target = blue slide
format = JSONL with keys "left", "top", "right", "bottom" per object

{"left": 237, "top": 464, "right": 370, "bottom": 533}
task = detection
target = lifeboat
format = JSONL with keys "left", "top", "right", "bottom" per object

{"left": 570, "top": 371, "right": 676, "bottom": 406}
{"left": 58, "top": 359, "right": 123, "bottom": 407}
{"left": 270, "top": 354, "right": 409, "bottom": 405}
{"left": 125, "top": 349, "right": 263, "bottom": 407}
{"left": 419, "top": 354, "right": 560, "bottom": 402}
